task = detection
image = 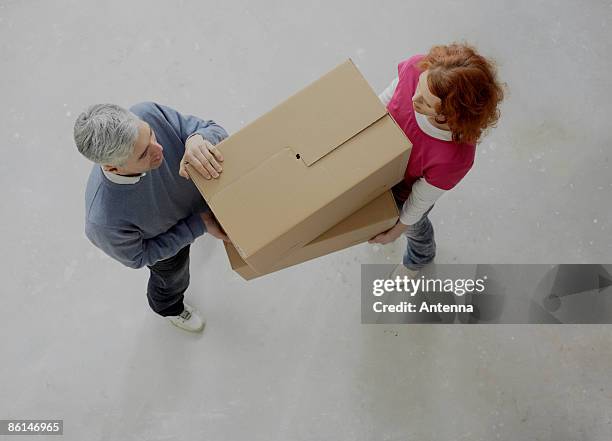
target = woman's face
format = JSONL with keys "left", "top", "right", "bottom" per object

{"left": 412, "top": 70, "right": 442, "bottom": 118}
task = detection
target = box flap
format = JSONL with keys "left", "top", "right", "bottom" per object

{"left": 279, "top": 59, "right": 388, "bottom": 166}
{"left": 205, "top": 146, "right": 338, "bottom": 257}
{"left": 187, "top": 59, "right": 388, "bottom": 202}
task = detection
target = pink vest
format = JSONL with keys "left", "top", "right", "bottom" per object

{"left": 387, "top": 55, "right": 476, "bottom": 202}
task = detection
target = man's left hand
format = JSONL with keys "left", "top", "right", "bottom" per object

{"left": 180, "top": 134, "right": 224, "bottom": 180}
{"left": 200, "top": 211, "right": 230, "bottom": 243}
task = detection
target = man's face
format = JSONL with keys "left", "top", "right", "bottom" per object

{"left": 104, "top": 120, "right": 164, "bottom": 175}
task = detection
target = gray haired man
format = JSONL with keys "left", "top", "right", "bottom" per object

{"left": 74, "top": 101, "right": 229, "bottom": 332}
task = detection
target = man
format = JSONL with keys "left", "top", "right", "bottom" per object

{"left": 74, "top": 101, "right": 229, "bottom": 332}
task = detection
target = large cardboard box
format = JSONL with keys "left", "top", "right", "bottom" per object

{"left": 225, "top": 190, "right": 399, "bottom": 280}
{"left": 187, "top": 59, "right": 411, "bottom": 273}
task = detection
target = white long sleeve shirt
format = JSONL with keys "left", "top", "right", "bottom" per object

{"left": 378, "top": 78, "right": 449, "bottom": 225}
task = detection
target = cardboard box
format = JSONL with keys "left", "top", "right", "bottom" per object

{"left": 225, "top": 190, "right": 399, "bottom": 280}
{"left": 187, "top": 59, "right": 411, "bottom": 273}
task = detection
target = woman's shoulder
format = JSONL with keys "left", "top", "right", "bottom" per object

{"left": 398, "top": 54, "right": 426, "bottom": 73}
{"left": 422, "top": 143, "right": 476, "bottom": 190}
{"left": 422, "top": 137, "right": 476, "bottom": 168}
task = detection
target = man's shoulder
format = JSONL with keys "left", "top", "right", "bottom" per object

{"left": 85, "top": 165, "right": 103, "bottom": 206}
{"left": 129, "top": 101, "right": 183, "bottom": 121}
{"left": 129, "top": 101, "right": 160, "bottom": 119}
{"left": 84, "top": 167, "right": 138, "bottom": 228}
{"left": 129, "top": 102, "right": 183, "bottom": 139}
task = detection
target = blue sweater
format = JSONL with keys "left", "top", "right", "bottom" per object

{"left": 84, "top": 102, "right": 228, "bottom": 269}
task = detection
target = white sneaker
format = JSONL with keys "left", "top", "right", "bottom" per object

{"left": 387, "top": 264, "right": 420, "bottom": 280}
{"left": 166, "top": 303, "right": 205, "bottom": 332}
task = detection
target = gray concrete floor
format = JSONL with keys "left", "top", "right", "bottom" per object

{"left": 1, "top": 0, "right": 611, "bottom": 440}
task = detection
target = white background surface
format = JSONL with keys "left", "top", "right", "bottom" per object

{"left": 1, "top": 0, "right": 611, "bottom": 439}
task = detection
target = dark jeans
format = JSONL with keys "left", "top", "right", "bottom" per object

{"left": 393, "top": 194, "right": 436, "bottom": 270}
{"left": 146, "top": 245, "right": 190, "bottom": 316}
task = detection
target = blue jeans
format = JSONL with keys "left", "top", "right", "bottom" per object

{"left": 393, "top": 195, "right": 436, "bottom": 270}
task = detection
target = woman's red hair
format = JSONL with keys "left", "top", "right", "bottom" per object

{"left": 418, "top": 43, "right": 505, "bottom": 144}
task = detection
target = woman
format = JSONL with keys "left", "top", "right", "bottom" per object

{"left": 369, "top": 43, "right": 504, "bottom": 273}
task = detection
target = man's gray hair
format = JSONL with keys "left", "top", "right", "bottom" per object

{"left": 73, "top": 103, "right": 140, "bottom": 166}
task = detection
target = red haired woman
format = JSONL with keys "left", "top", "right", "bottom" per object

{"left": 369, "top": 43, "right": 504, "bottom": 274}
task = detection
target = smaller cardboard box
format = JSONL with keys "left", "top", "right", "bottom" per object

{"left": 187, "top": 60, "right": 411, "bottom": 274}
{"left": 224, "top": 190, "right": 399, "bottom": 280}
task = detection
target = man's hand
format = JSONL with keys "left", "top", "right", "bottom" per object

{"left": 180, "top": 134, "right": 224, "bottom": 180}
{"left": 368, "top": 220, "right": 409, "bottom": 245}
{"left": 200, "top": 211, "right": 230, "bottom": 242}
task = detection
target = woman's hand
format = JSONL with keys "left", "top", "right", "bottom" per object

{"left": 180, "top": 134, "right": 224, "bottom": 180}
{"left": 368, "top": 220, "right": 409, "bottom": 245}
